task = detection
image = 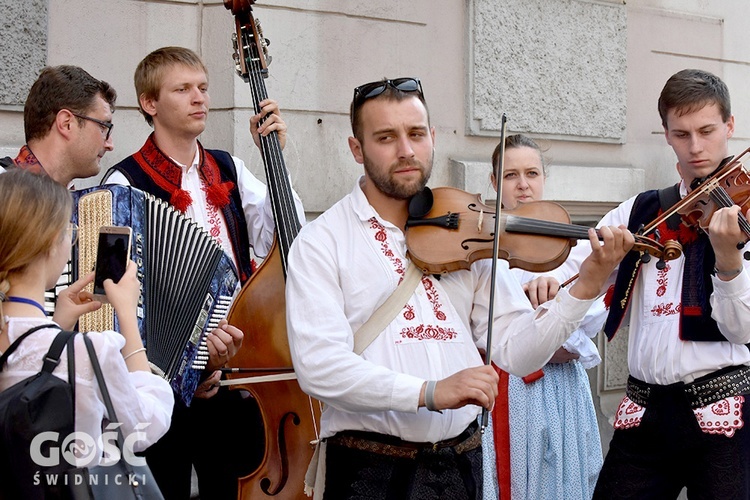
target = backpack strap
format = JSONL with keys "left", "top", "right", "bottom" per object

{"left": 67, "top": 334, "right": 77, "bottom": 406}
{"left": 41, "top": 330, "right": 76, "bottom": 374}
{"left": 354, "top": 261, "right": 423, "bottom": 355}
{"left": 0, "top": 323, "right": 59, "bottom": 372}
{"left": 82, "top": 333, "right": 148, "bottom": 489}
{"left": 82, "top": 334, "right": 121, "bottom": 433}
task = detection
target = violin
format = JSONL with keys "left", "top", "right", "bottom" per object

{"left": 646, "top": 147, "right": 750, "bottom": 243}
{"left": 405, "top": 186, "right": 682, "bottom": 275}
{"left": 220, "top": 2, "right": 321, "bottom": 499}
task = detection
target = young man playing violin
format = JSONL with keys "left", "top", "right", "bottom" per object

{"left": 537, "top": 68, "right": 750, "bottom": 499}
{"left": 284, "top": 77, "right": 632, "bottom": 499}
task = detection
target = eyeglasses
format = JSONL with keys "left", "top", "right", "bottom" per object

{"left": 352, "top": 78, "right": 424, "bottom": 107}
{"left": 67, "top": 222, "right": 78, "bottom": 246}
{"left": 71, "top": 112, "right": 114, "bottom": 141}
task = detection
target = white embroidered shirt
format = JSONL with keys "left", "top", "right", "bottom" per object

{"left": 286, "top": 178, "right": 598, "bottom": 443}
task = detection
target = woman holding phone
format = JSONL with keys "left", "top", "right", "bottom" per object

{"left": 0, "top": 169, "right": 173, "bottom": 464}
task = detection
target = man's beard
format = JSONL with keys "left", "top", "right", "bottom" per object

{"left": 363, "top": 153, "right": 433, "bottom": 201}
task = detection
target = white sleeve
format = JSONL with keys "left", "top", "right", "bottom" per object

{"left": 472, "top": 260, "right": 596, "bottom": 377}
{"left": 233, "top": 156, "right": 305, "bottom": 258}
{"left": 102, "top": 169, "right": 131, "bottom": 186}
{"left": 78, "top": 332, "right": 174, "bottom": 451}
{"left": 710, "top": 265, "right": 750, "bottom": 344}
{"left": 547, "top": 196, "right": 637, "bottom": 288}
{"left": 285, "top": 230, "right": 424, "bottom": 414}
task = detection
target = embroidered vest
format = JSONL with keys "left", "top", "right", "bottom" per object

{"left": 603, "top": 186, "right": 727, "bottom": 342}
{"left": 105, "top": 149, "right": 253, "bottom": 284}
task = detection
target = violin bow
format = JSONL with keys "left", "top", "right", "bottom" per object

{"left": 482, "top": 113, "right": 507, "bottom": 431}
{"left": 561, "top": 147, "right": 750, "bottom": 288}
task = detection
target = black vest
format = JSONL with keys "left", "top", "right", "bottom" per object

{"left": 104, "top": 149, "right": 253, "bottom": 284}
{"left": 603, "top": 186, "right": 727, "bottom": 343}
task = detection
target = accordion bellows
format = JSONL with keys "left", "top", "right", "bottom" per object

{"left": 72, "top": 185, "right": 238, "bottom": 406}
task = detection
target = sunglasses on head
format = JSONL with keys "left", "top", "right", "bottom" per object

{"left": 352, "top": 78, "right": 424, "bottom": 107}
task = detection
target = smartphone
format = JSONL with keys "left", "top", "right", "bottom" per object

{"left": 92, "top": 225, "right": 132, "bottom": 302}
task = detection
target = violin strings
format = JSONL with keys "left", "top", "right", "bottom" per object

{"left": 709, "top": 187, "right": 750, "bottom": 238}
{"left": 502, "top": 215, "right": 591, "bottom": 238}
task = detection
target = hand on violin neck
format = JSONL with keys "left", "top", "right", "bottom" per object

{"left": 570, "top": 225, "right": 634, "bottom": 300}
{"left": 708, "top": 205, "right": 749, "bottom": 266}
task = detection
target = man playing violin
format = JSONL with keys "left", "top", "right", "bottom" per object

{"left": 285, "top": 77, "right": 633, "bottom": 499}
{"left": 541, "top": 68, "right": 750, "bottom": 499}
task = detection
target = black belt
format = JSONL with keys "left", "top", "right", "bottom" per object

{"left": 326, "top": 421, "right": 481, "bottom": 460}
{"left": 627, "top": 365, "right": 750, "bottom": 410}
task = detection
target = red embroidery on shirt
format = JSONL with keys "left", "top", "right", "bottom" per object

{"left": 651, "top": 302, "right": 681, "bottom": 317}
{"left": 368, "top": 218, "right": 457, "bottom": 341}
{"left": 422, "top": 278, "right": 447, "bottom": 321}
{"left": 400, "top": 324, "right": 457, "bottom": 341}
{"left": 655, "top": 263, "right": 670, "bottom": 297}
{"left": 369, "top": 219, "right": 405, "bottom": 277}
{"left": 403, "top": 304, "right": 415, "bottom": 321}
{"left": 206, "top": 196, "right": 224, "bottom": 244}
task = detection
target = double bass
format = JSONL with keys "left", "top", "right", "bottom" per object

{"left": 220, "top": 1, "right": 321, "bottom": 498}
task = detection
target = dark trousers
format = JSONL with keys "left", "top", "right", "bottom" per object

{"left": 593, "top": 383, "right": 750, "bottom": 500}
{"left": 145, "top": 388, "right": 264, "bottom": 500}
{"left": 323, "top": 432, "right": 482, "bottom": 500}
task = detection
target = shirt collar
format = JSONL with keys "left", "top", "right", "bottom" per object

{"left": 350, "top": 175, "right": 404, "bottom": 231}
{"left": 169, "top": 145, "right": 201, "bottom": 172}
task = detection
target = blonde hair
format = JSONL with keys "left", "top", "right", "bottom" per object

{"left": 134, "top": 46, "right": 208, "bottom": 126}
{"left": 0, "top": 170, "right": 71, "bottom": 327}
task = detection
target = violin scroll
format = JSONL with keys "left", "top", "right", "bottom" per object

{"left": 633, "top": 236, "right": 682, "bottom": 270}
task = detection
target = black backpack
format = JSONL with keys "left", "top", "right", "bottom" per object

{"left": 0, "top": 324, "right": 77, "bottom": 499}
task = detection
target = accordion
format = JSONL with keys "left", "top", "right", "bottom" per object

{"left": 71, "top": 184, "right": 238, "bottom": 406}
